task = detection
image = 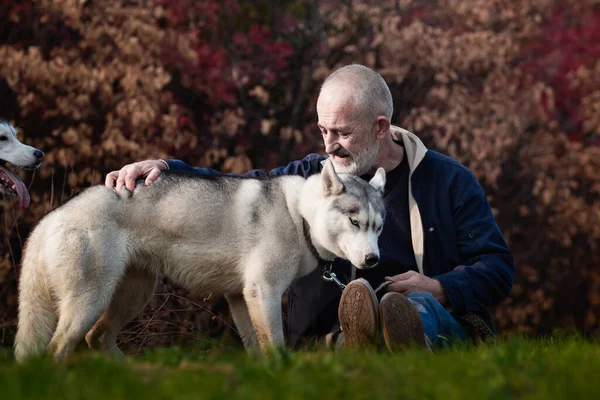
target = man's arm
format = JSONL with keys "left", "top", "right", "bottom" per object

{"left": 105, "top": 154, "right": 327, "bottom": 191}
{"left": 433, "top": 170, "right": 515, "bottom": 316}
{"left": 165, "top": 153, "right": 326, "bottom": 178}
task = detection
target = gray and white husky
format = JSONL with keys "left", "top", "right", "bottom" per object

{"left": 0, "top": 120, "right": 44, "bottom": 208}
{"left": 14, "top": 158, "right": 386, "bottom": 362}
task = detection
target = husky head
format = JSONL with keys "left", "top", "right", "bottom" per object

{"left": 0, "top": 120, "right": 44, "bottom": 208}
{"left": 313, "top": 159, "right": 386, "bottom": 270}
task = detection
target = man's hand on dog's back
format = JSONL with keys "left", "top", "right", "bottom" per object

{"left": 105, "top": 159, "right": 167, "bottom": 193}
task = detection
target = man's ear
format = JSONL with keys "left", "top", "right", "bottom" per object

{"left": 322, "top": 158, "right": 344, "bottom": 196}
{"left": 375, "top": 116, "right": 391, "bottom": 140}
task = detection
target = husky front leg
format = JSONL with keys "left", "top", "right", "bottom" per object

{"left": 224, "top": 293, "right": 259, "bottom": 350}
{"left": 241, "top": 244, "right": 301, "bottom": 353}
{"left": 243, "top": 280, "right": 286, "bottom": 352}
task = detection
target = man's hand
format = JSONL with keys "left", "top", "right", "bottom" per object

{"left": 385, "top": 270, "right": 449, "bottom": 305}
{"left": 105, "top": 159, "right": 167, "bottom": 193}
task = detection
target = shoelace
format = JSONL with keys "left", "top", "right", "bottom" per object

{"left": 374, "top": 280, "right": 392, "bottom": 294}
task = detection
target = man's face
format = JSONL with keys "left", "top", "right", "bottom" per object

{"left": 316, "top": 84, "right": 379, "bottom": 175}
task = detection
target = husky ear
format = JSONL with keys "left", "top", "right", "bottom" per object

{"left": 321, "top": 159, "right": 344, "bottom": 196}
{"left": 369, "top": 167, "right": 386, "bottom": 193}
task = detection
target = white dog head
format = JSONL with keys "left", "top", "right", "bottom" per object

{"left": 0, "top": 120, "right": 44, "bottom": 208}
{"left": 313, "top": 159, "right": 386, "bottom": 269}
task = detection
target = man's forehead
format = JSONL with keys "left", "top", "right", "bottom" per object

{"left": 316, "top": 111, "right": 351, "bottom": 131}
{"left": 317, "top": 89, "right": 358, "bottom": 124}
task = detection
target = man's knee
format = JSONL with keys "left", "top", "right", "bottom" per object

{"left": 407, "top": 291, "right": 438, "bottom": 307}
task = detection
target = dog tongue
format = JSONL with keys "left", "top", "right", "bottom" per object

{"left": 0, "top": 165, "right": 30, "bottom": 208}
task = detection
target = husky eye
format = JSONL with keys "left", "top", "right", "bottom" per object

{"left": 349, "top": 217, "right": 359, "bottom": 228}
{"left": 0, "top": 136, "right": 7, "bottom": 141}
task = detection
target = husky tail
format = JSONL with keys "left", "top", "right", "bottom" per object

{"left": 14, "top": 228, "right": 56, "bottom": 363}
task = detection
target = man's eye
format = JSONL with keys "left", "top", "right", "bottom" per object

{"left": 349, "top": 217, "right": 359, "bottom": 227}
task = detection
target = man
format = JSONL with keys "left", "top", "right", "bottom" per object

{"left": 106, "top": 64, "right": 515, "bottom": 351}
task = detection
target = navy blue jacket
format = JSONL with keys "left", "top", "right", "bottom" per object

{"left": 166, "top": 145, "right": 515, "bottom": 345}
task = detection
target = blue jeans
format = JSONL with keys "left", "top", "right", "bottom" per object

{"left": 407, "top": 292, "right": 468, "bottom": 347}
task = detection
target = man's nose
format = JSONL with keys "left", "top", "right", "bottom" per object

{"left": 324, "top": 135, "right": 339, "bottom": 154}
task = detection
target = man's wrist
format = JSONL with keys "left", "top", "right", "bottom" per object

{"left": 433, "top": 278, "right": 449, "bottom": 306}
{"left": 157, "top": 159, "right": 169, "bottom": 170}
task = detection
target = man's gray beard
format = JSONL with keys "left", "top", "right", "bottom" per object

{"left": 332, "top": 143, "right": 380, "bottom": 176}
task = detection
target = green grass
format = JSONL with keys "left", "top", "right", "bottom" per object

{"left": 1, "top": 335, "right": 599, "bottom": 399}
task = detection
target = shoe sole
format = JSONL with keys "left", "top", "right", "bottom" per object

{"left": 380, "top": 292, "right": 427, "bottom": 352}
{"left": 338, "top": 278, "right": 379, "bottom": 347}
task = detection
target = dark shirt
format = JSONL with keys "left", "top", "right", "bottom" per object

{"left": 355, "top": 152, "right": 418, "bottom": 289}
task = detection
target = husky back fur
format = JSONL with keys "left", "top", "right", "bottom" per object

{"left": 14, "top": 159, "right": 386, "bottom": 362}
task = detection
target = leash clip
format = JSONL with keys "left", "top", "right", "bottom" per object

{"left": 322, "top": 269, "right": 346, "bottom": 291}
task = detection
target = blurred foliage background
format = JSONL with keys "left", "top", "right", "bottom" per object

{"left": 0, "top": 0, "right": 599, "bottom": 351}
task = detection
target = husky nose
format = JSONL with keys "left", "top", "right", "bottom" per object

{"left": 33, "top": 150, "right": 44, "bottom": 160}
{"left": 364, "top": 254, "right": 379, "bottom": 267}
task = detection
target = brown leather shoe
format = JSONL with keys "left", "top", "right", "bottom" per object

{"left": 379, "top": 292, "right": 427, "bottom": 352}
{"left": 338, "top": 278, "right": 379, "bottom": 347}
